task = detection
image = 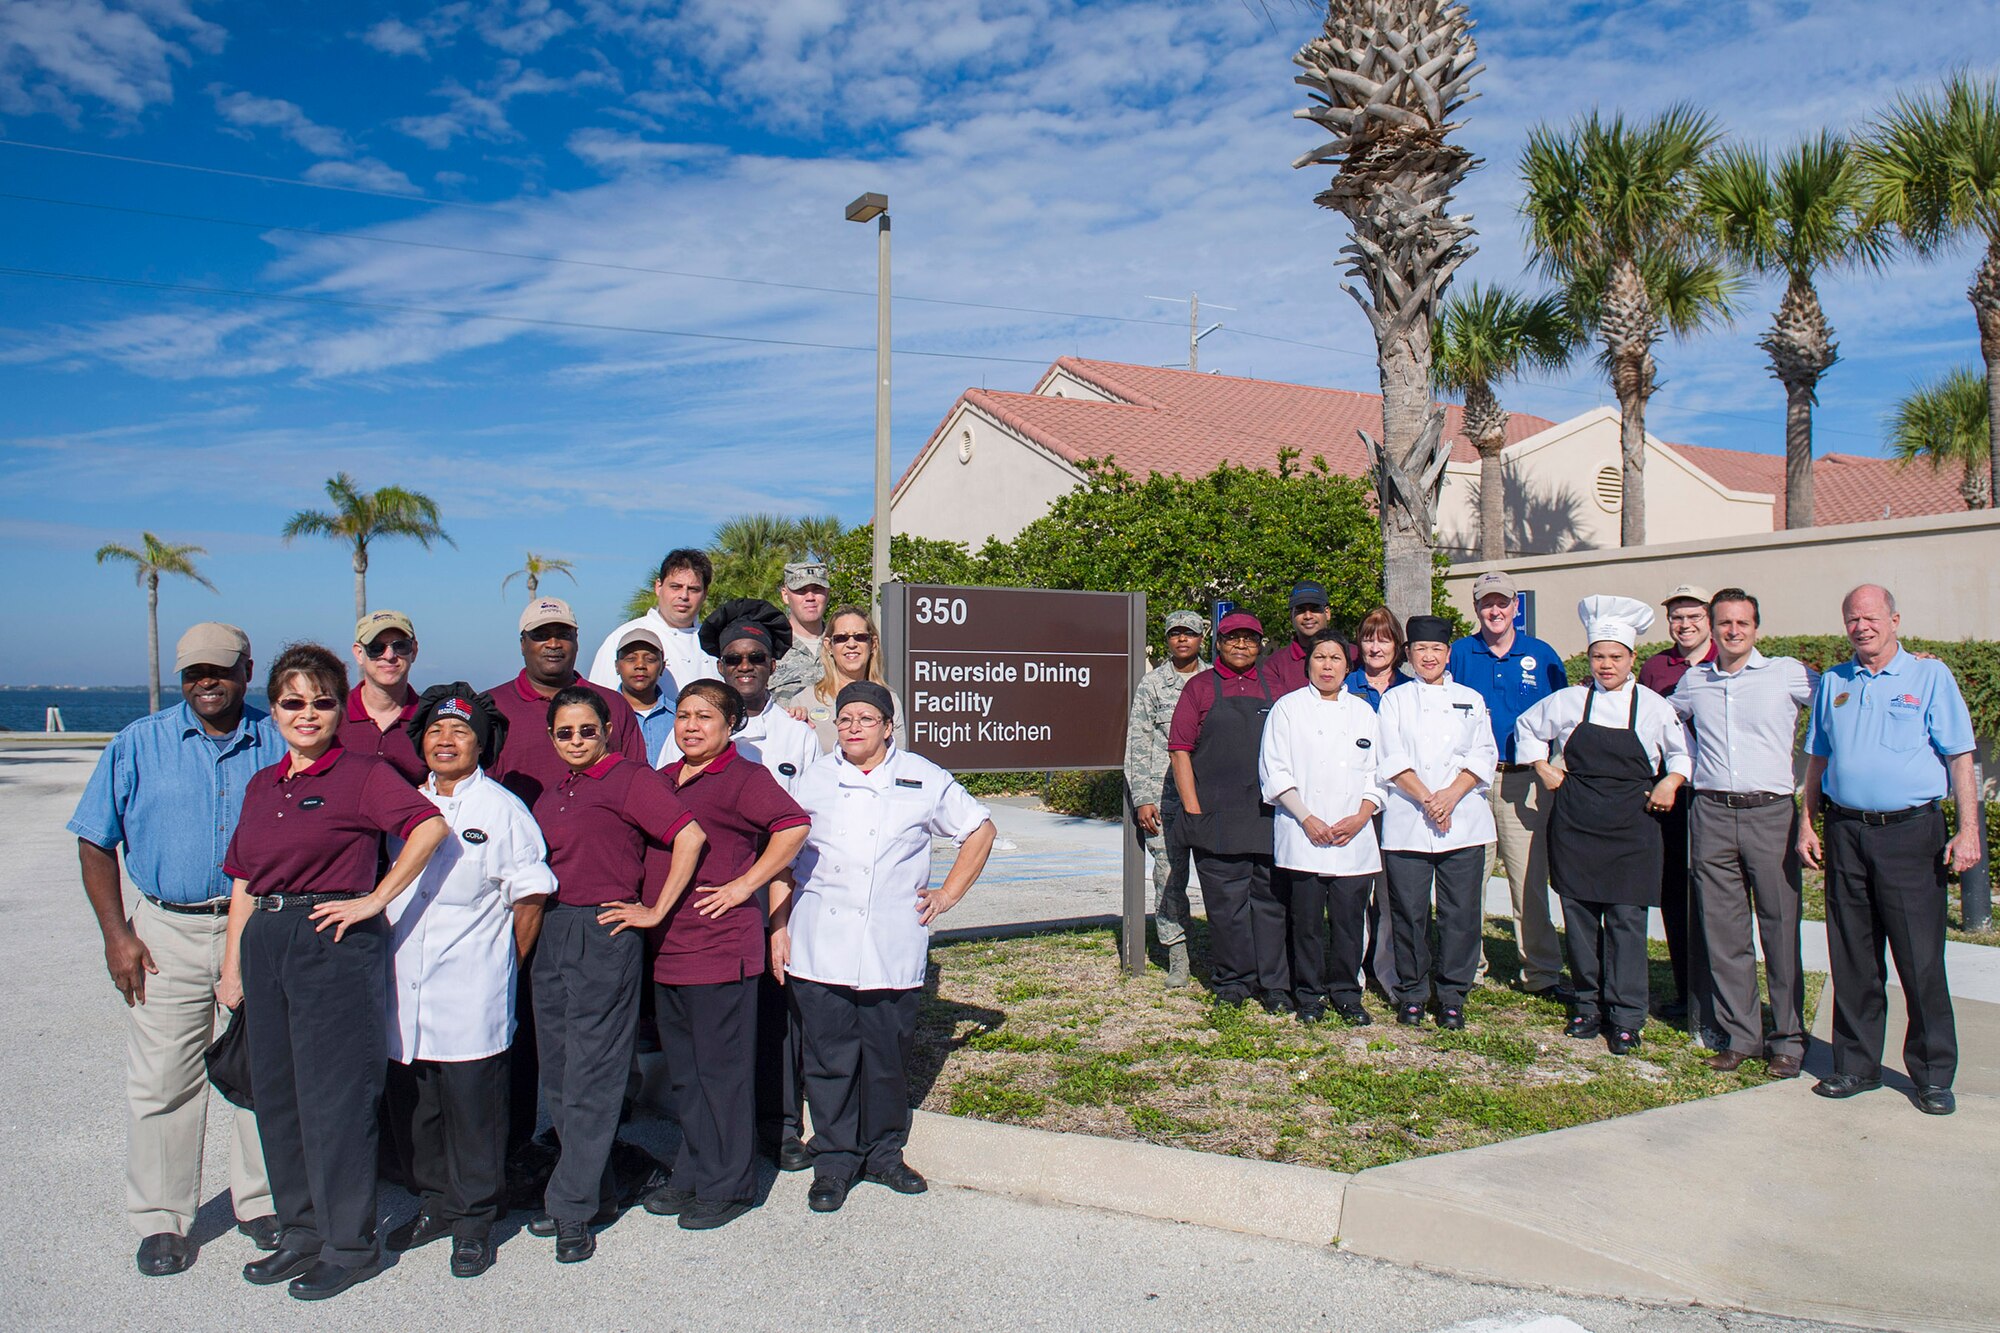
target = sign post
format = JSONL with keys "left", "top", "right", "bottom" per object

{"left": 883, "top": 584, "right": 1151, "bottom": 976}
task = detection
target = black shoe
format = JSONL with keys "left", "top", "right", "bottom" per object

{"left": 643, "top": 1184, "right": 695, "bottom": 1216}
{"left": 386, "top": 1207, "right": 452, "bottom": 1253}
{"left": 1606, "top": 1028, "right": 1640, "bottom": 1055}
{"left": 1258, "top": 990, "right": 1296, "bottom": 1015}
{"left": 1812, "top": 1073, "right": 1882, "bottom": 1100}
{"left": 1655, "top": 996, "right": 1689, "bottom": 1022}
{"left": 1397, "top": 1003, "right": 1425, "bottom": 1026}
{"left": 808, "top": 1175, "right": 851, "bottom": 1213}
{"left": 679, "top": 1199, "right": 753, "bottom": 1230}
{"left": 862, "top": 1162, "right": 928, "bottom": 1195}
{"left": 1914, "top": 1085, "right": 1956, "bottom": 1116}
{"left": 1437, "top": 1007, "right": 1465, "bottom": 1031}
{"left": 243, "top": 1246, "right": 317, "bottom": 1286}
{"left": 1332, "top": 1001, "right": 1371, "bottom": 1027}
{"left": 235, "top": 1214, "right": 280, "bottom": 1252}
{"left": 1295, "top": 1000, "right": 1328, "bottom": 1024}
{"left": 1524, "top": 981, "right": 1576, "bottom": 1005}
{"left": 288, "top": 1259, "right": 381, "bottom": 1301}
{"left": 1563, "top": 1014, "right": 1599, "bottom": 1040}
{"left": 136, "top": 1232, "right": 193, "bottom": 1277}
{"left": 777, "top": 1136, "right": 813, "bottom": 1173}
{"left": 554, "top": 1222, "right": 595, "bottom": 1263}
{"left": 528, "top": 1206, "right": 615, "bottom": 1236}
{"left": 450, "top": 1234, "right": 495, "bottom": 1278}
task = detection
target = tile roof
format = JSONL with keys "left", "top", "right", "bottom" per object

{"left": 1662, "top": 440, "right": 1970, "bottom": 526}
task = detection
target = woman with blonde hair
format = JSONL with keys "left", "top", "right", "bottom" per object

{"left": 781, "top": 605, "right": 905, "bottom": 753}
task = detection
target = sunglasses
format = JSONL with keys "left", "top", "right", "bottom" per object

{"left": 362, "top": 636, "right": 416, "bottom": 660}
{"left": 275, "top": 696, "right": 339, "bottom": 713}
{"left": 552, "top": 725, "right": 602, "bottom": 742}
{"left": 721, "top": 651, "right": 769, "bottom": 667}
{"left": 829, "top": 632, "right": 873, "bottom": 645}
{"left": 525, "top": 625, "right": 577, "bottom": 643}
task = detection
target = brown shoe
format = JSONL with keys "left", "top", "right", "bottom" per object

{"left": 1705, "top": 1050, "right": 1751, "bottom": 1073}
{"left": 1765, "top": 1053, "right": 1803, "bottom": 1080}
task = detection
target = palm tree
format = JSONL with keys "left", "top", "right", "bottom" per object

{"left": 1293, "top": 0, "right": 1483, "bottom": 620}
{"left": 281, "top": 473, "right": 453, "bottom": 623}
{"left": 1520, "top": 105, "right": 1743, "bottom": 545}
{"left": 1431, "top": 285, "right": 1576, "bottom": 560}
{"left": 94, "top": 533, "right": 217, "bottom": 713}
{"left": 1862, "top": 74, "right": 2000, "bottom": 504}
{"left": 1699, "top": 133, "right": 1885, "bottom": 528}
{"left": 707, "top": 513, "right": 796, "bottom": 603}
{"left": 501, "top": 552, "right": 576, "bottom": 600}
{"left": 1888, "top": 368, "right": 1992, "bottom": 510}
{"left": 790, "top": 515, "right": 845, "bottom": 562}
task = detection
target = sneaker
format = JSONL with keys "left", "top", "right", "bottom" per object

{"left": 1397, "top": 1003, "right": 1425, "bottom": 1026}
{"left": 1436, "top": 1007, "right": 1465, "bottom": 1031}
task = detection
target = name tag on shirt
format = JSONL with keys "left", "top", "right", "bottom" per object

{"left": 300, "top": 796, "right": 325, "bottom": 810}
{"left": 895, "top": 777, "right": 923, "bottom": 789}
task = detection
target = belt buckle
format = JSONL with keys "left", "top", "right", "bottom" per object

{"left": 260, "top": 894, "right": 284, "bottom": 912}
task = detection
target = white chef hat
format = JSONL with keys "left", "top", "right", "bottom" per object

{"left": 1576, "top": 595, "right": 1655, "bottom": 650}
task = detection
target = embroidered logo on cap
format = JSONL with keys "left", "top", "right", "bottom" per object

{"left": 462, "top": 828, "right": 488, "bottom": 844}
{"left": 439, "top": 698, "right": 474, "bottom": 722}
{"left": 300, "top": 796, "right": 325, "bottom": 810}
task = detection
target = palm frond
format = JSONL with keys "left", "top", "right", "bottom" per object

{"left": 1887, "top": 367, "right": 1990, "bottom": 469}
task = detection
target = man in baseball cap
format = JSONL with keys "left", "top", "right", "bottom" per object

{"left": 1266, "top": 582, "right": 1330, "bottom": 695}
{"left": 1637, "top": 583, "right": 1718, "bottom": 1027}
{"left": 1123, "top": 609, "right": 1210, "bottom": 986}
{"left": 611, "top": 624, "right": 675, "bottom": 766}
{"left": 343, "top": 610, "right": 424, "bottom": 784}
{"left": 772, "top": 561, "right": 832, "bottom": 700}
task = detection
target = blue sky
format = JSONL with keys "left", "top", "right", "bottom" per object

{"left": 3, "top": 0, "right": 1997, "bottom": 686}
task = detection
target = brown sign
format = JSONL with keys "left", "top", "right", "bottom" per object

{"left": 883, "top": 585, "right": 1143, "bottom": 772}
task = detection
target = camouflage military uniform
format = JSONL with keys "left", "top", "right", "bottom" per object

{"left": 769, "top": 636, "right": 822, "bottom": 701}
{"left": 1124, "top": 656, "right": 1203, "bottom": 965}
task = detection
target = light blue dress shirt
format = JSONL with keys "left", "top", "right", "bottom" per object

{"left": 631, "top": 697, "right": 677, "bottom": 767}
{"left": 1805, "top": 649, "right": 1975, "bottom": 811}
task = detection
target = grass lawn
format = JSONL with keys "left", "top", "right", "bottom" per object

{"left": 1799, "top": 867, "right": 1999, "bottom": 946}
{"left": 912, "top": 919, "right": 1824, "bottom": 1175}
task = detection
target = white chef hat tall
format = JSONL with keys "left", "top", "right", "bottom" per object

{"left": 1576, "top": 595, "right": 1655, "bottom": 650}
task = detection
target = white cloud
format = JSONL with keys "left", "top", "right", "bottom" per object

{"left": 304, "top": 157, "right": 421, "bottom": 194}
{"left": 362, "top": 18, "right": 427, "bottom": 57}
{"left": 359, "top": 5, "right": 470, "bottom": 58}
{"left": 394, "top": 59, "right": 617, "bottom": 147}
{"left": 0, "top": 0, "right": 222, "bottom": 117}
{"left": 209, "top": 86, "right": 352, "bottom": 156}
{"left": 476, "top": 0, "right": 575, "bottom": 54}
{"left": 567, "top": 126, "right": 722, "bottom": 170}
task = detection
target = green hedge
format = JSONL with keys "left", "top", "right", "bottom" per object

{"left": 1041, "top": 770, "right": 1125, "bottom": 819}
{"left": 954, "top": 772, "right": 1044, "bottom": 798}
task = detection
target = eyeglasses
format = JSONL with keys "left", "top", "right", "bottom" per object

{"left": 835, "top": 713, "right": 886, "bottom": 730}
{"left": 362, "top": 636, "right": 415, "bottom": 660}
{"left": 275, "top": 696, "right": 339, "bottom": 713}
{"left": 721, "top": 651, "right": 769, "bottom": 666}
{"left": 552, "top": 725, "right": 602, "bottom": 742}
{"left": 1667, "top": 612, "right": 1708, "bottom": 625}
{"left": 828, "top": 632, "right": 873, "bottom": 645}
{"left": 525, "top": 625, "right": 577, "bottom": 642}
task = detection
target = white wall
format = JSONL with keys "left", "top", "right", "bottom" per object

{"left": 892, "top": 404, "right": 1084, "bottom": 546}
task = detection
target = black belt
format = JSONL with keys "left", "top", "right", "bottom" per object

{"left": 1823, "top": 799, "right": 1939, "bottom": 827}
{"left": 252, "top": 892, "right": 364, "bottom": 912}
{"left": 1495, "top": 762, "right": 1536, "bottom": 773}
{"left": 143, "top": 894, "right": 231, "bottom": 916}
{"left": 1696, "top": 790, "right": 1793, "bottom": 809}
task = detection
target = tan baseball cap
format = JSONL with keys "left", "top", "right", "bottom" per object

{"left": 1661, "top": 584, "right": 1714, "bottom": 608}
{"left": 1470, "top": 571, "right": 1518, "bottom": 603}
{"left": 175, "top": 622, "right": 250, "bottom": 673}
{"left": 616, "top": 625, "right": 664, "bottom": 656}
{"left": 519, "top": 598, "right": 578, "bottom": 633}
{"left": 354, "top": 609, "right": 415, "bottom": 644}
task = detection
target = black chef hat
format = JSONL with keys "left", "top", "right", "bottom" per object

{"left": 407, "top": 682, "right": 508, "bottom": 771}
{"left": 834, "top": 680, "right": 895, "bottom": 724}
{"left": 699, "top": 598, "right": 795, "bottom": 660}
{"left": 1404, "top": 615, "right": 1455, "bottom": 647}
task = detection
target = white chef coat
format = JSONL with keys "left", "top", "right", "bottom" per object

{"left": 786, "top": 745, "right": 991, "bottom": 991}
{"left": 586, "top": 607, "right": 718, "bottom": 705}
{"left": 1515, "top": 680, "right": 1693, "bottom": 779}
{"left": 384, "top": 767, "right": 556, "bottom": 1063}
{"left": 736, "top": 699, "right": 822, "bottom": 795}
{"left": 1375, "top": 674, "right": 1499, "bottom": 852}
{"left": 1258, "top": 688, "right": 1386, "bottom": 875}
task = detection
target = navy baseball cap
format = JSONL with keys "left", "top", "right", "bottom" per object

{"left": 1289, "top": 581, "right": 1329, "bottom": 610}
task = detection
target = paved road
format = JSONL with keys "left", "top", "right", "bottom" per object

{"left": 2, "top": 746, "right": 1835, "bottom": 1330}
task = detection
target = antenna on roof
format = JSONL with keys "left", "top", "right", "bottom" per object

{"left": 1144, "top": 292, "right": 1235, "bottom": 372}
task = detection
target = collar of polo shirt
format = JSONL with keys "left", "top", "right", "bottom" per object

{"left": 276, "top": 745, "right": 346, "bottom": 783}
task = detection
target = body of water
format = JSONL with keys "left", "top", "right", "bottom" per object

{"left": 0, "top": 688, "right": 273, "bottom": 734}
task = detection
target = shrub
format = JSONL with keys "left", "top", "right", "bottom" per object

{"left": 1042, "top": 769, "right": 1125, "bottom": 819}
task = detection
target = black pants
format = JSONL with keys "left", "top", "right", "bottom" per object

{"left": 532, "top": 904, "right": 642, "bottom": 1223}
{"left": 1561, "top": 897, "right": 1649, "bottom": 1034}
{"left": 1194, "top": 851, "right": 1284, "bottom": 1001}
{"left": 657, "top": 979, "right": 759, "bottom": 1204}
{"left": 791, "top": 978, "right": 918, "bottom": 1182}
{"left": 1279, "top": 871, "right": 1372, "bottom": 1005}
{"left": 385, "top": 1053, "right": 509, "bottom": 1239}
{"left": 1824, "top": 807, "right": 1958, "bottom": 1087}
{"left": 507, "top": 956, "right": 541, "bottom": 1153}
{"left": 1385, "top": 846, "right": 1486, "bottom": 1010}
{"left": 240, "top": 909, "right": 387, "bottom": 1267}
{"left": 754, "top": 971, "right": 804, "bottom": 1143}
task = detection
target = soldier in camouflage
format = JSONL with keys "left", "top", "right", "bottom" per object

{"left": 769, "top": 561, "right": 831, "bottom": 701}
{"left": 1123, "top": 609, "right": 1209, "bottom": 986}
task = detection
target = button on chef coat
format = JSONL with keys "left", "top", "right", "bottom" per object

{"left": 1375, "top": 674, "right": 1499, "bottom": 852}
{"left": 786, "top": 746, "right": 990, "bottom": 991}
{"left": 384, "top": 767, "right": 555, "bottom": 1063}
{"left": 733, "top": 699, "right": 822, "bottom": 795}
{"left": 1257, "top": 688, "right": 1386, "bottom": 875}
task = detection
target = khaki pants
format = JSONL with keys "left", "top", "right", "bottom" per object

{"left": 1483, "top": 768, "right": 1566, "bottom": 991}
{"left": 127, "top": 896, "right": 271, "bottom": 1237}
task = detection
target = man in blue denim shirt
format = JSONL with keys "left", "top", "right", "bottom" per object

{"left": 68, "top": 623, "right": 286, "bottom": 1276}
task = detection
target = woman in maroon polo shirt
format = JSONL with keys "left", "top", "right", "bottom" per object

{"left": 527, "top": 685, "right": 704, "bottom": 1265}
{"left": 601, "top": 680, "right": 809, "bottom": 1231}
{"left": 216, "top": 643, "right": 448, "bottom": 1303}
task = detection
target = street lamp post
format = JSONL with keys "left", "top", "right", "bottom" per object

{"left": 846, "top": 192, "right": 891, "bottom": 615}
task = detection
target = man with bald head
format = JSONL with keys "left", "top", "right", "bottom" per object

{"left": 1799, "top": 584, "right": 1982, "bottom": 1116}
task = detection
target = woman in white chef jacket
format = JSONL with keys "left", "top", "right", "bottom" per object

{"left": 779, "top": 682, "right": 997, "bottom": 1215}
{"left": 383, "top": 685, "right": 555, "bottom": 1278}
{"left": 1257, "top": 630, "right": 1387, "bottom": 1026}
{"left": 1376, "top": 615, "right": 1498, "bottom": 1031}
{"left": 1515, "top": 597, "right": 1691, "bottom": 1055}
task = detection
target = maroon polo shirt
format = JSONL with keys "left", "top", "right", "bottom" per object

{"left": 223, "top": 747, "right": 439, "bottom": 897}
{"left": 1167, "top": 661, "right": 1277, "bottom": 752}
{"left": 338, "top": 683, "right": 424, "bottom": 784}
{"left": 1638, "top": 640, "right": 1718, "bottom": 697}
{"left": 485, "top": 670, "right": 646, "bottom": 814}
{"left": 1262, "top": 639, "right": 1309, "bottom": 696}
{"left": 537, "top": 753, "right": 696, "bottom": 907}
{"left": 651, "top": 744, "right": 809, "bottom": 986}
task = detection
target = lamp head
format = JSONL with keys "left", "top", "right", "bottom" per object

{"left": 845, "top": 192, "right": 888, "bottom": 223}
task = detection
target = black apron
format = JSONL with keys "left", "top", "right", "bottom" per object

{"left": 1548, "top": 687, "right": 1663, "bottom": 907}
{"left": 1181, "top": 670, "right": 1275, "bottom": 857}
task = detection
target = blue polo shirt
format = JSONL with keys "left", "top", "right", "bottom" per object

{"left": 1343, "top": 666, "right": 1411, "bottom": 711}
{"left": 629, "top": 696, "right": 677, "bottom": 767}
{"left": 67, "top": 701, "right": 286, "bottom": 904}
{"left": 1805, "top": 648, "right": 1975, "bottom": 812}
{"left": 1447, "top": 632, "right": 1569, "bottom": 764}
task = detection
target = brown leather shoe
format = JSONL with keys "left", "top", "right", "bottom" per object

{"left": 1765, "top": 1052, "right": 1803, "bottom": 1080}
{"left": 1705, "top": 1050, "right": 1751, "bottom": 1073}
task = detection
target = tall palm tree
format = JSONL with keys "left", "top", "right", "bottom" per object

{"left": 1888, "top": 367, "right": 1992, "bottom": 510}
{"left": 1520, "top": 105, "right": 1743, "bottom": 545}
{"left": 707, "top": 513, "right": 798, "bottom": 603}
{"left": 281, "top": 473, "right": 453, "bottom": 623}
{"left": 1699, "top": 133, "right": 1885, "bottom": 528}
{"left": 789, "top": 515, "right": 845, "bottom": 562}
{"left": 1293, "top": 0, "right": 1483, "bottom": 620}
{"left": 1862, "top": 74, "right": 2000, "bottom": 504}
{"left": 94, "top": 533, "right": 217, "bottom": 713}
{"left": 1430, "top": 285, "right": 1576, "bottom": 560}
{"left": 501, "top": 552, "right": 576, "bottom": 600}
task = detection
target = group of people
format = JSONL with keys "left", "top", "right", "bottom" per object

{"left": 72, "top": 550, "right": 996, "bottom": 1300}
{"left": 1124, "top": 575, "right": 1982, "bottom": 1096}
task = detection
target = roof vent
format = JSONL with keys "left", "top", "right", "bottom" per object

{"left": 1594, "top": 465, "right": 1622, "bottom": 512}
{"left": 958, "top": 429, "right": 974, "bottom": 464}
